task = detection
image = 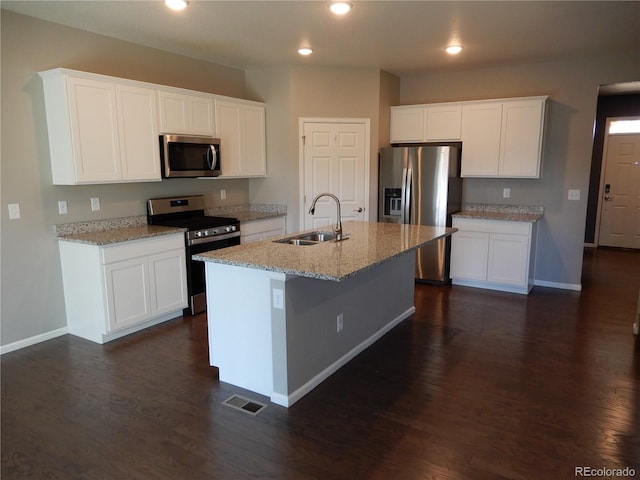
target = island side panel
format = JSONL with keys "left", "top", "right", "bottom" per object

{"left": 281, "top": 250, "right": 416, "bottom": 404}
{"left": 205, "top": 262, "right": 282, "bottom": 398}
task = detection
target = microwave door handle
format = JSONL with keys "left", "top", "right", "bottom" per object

{"left": 208, "top": 145, "right": 218, "bottom": 171}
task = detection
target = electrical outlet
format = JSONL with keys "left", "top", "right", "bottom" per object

{"left": 272, "top": 288, "right": 284, "bottom": 310}
{"left": 91, "top": 197, "right": 101, "bottom": 211}
{"left": 220, "top": 189, "right": 227, "bottom": 200}
{"left": 58, "top": 200, "right": 68, "bottom": 214}
{"left": 8, "top": 203, "right": 20, "bottom": 220}
{"left": 337, "top": 313, "right": 344, "bottom": 333}
{"left": 503, "top": 188, "right": 511, "bottom": 199}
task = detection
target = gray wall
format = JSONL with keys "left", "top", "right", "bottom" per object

{"left": 246, "top": 65, "right": 395, "bottom": 232}
{"left": 1, "top": 12, "right": 252, "bottom": 347}
{"left": 400, "top": 55, "right": 640, "bottom": 287}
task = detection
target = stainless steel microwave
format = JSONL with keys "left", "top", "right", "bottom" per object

{"left": 160, "top": 134, "right": 221, "bottom": 178}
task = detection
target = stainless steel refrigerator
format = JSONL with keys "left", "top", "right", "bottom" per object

{"left": 378, "top": 144, "right": 462, "bottom": 284}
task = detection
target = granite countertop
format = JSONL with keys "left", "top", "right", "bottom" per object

{"left": 54, "top": 203, "right": 286, "bottom": 246}
{"left": 56, "top": 225, "right": 186, "bottom": 246}
{"left": 193, "top": 221, "right": 455, "bottom": 282}
{"left": 453, "top": 203, "right": 544, "bottom": 222}
{"left": 206, "top": 204, "right": 286, "bottom": 223}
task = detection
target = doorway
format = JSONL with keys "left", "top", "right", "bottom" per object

{"left": 585, "top": 91, "right": 640, "bottom": 245}
{"left": 597, "top": 117, "right": 640, "bottom": 249}
{"left": 299, "top": 118, "right": 370, "bottom": 230}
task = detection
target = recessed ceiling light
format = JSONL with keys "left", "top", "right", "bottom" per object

{"left": 165, "top": 0, "right": 188, "bottom": 11}
{"left": 446, "top": 45, "right": 463, "bottom": 55}
{"left": 298, "top": 48, "right": 313, "bottom": 56}
{"left": 330, "top": 2, "right": 352, "bottom": 15}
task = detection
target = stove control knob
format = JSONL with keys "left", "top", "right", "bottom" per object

{"left": 225, "top": 226, "right": 234, "bottom": 233}
{"left": 195, "top": 231, "right": 203, "bottom": 238}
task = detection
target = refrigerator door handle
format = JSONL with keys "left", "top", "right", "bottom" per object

{"left": 403, "top": 168, "right": 412, "bottom": 224}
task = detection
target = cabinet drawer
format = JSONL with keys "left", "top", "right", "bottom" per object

{"left": 241, "top": 217, "right": 286, "bottom": 236}
{"left": 101, "top": 234, "right": 184, "bottom": 264}
{"left": 453, "top": 218, "right": 531, "bottom": 236}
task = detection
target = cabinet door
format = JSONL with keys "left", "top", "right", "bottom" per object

{"left": 242, "top": 105, "right": 267, "bottom": 176}
{"left": 158, "top": 91, "right": 215, "bottom": 136}
{"left": 215, "top": 100, "right": 243, "bottom": 176}
{"left": 104, "top": 257, "right": 151, "bottom": 332}
{"left": 67, "top": 76, "right": 121, "bottom": 182}
{"left": 425, "top": 104, "right": 462, "bottom": 141}
{"left": 215, "top": 100, "right": 267, "bottom": 177}
{"left": 499, "top": 99, "right": 544, "bottom": 177}
{"left": 158, "top": 91, "right": 189, "bottom": 133}
{"left": 189, "top": 96, "right": 216, "bottom": 136}
{"left": 390, "top": 106, "right": 425, "bottom": 143}
{"left": 116, "top": 84, "right": 161, "bottom": 181}
{"left": 460, "top": 102, "right": 502, "bottom": 177}
{"left": 450, "top": 230, "right": 490, "bottom": 281}
{"left": 487, "top": 233, "right": 530, "bottom": 286}
{"left": 149, "top": 249, "right": 188, "bottom": 315}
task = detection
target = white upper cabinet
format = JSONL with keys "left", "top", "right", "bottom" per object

{"left": 117, "top": 84, "right": 162, "bottom": 181}
{"left": 498, "top": 99, "right": 546, "bottom": 177}
{"left": 460, "top": 102, "right": 503, "bottom": 177}
{"left": 158, "top": 90, "right": 215, "bottom": 136}
{"left": 461, "top": 97, "right": 547, "bottom": 178}
{"left": 390, "top": 103, "right": 462, "bottom": 143}
{"left": 390, "top": 96, "right": 547, "bottom": 179}
{"left": 425, "top": 104, "right": 462, "bottom": 141}
{"left": 215, "top": 99, "right": 267, "bottom": 178}
{"left": 390, "top": 106, "right": 425, "bottom": 142}
{"left": 39, "top": 68, "right": 161, "bottom": 185}
{"left": 40, "top": 68, "right": 268, "bottom": 183}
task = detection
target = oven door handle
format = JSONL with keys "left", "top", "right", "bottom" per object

{"left": 187, "top": 231, "right": 240, "bottom": 246}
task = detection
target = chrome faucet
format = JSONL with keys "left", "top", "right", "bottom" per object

{"left": 309, "top": 193, "right": 344, "bottom": 241}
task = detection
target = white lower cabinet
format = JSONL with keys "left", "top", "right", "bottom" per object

{"left": 240, "top": 216, "right": 286, "bottom": 243}
{"left": 59, "top": 234, "right": 188, "bottom": 344}
{"left": 451, "top": 218, "right": 537, "bottom": 294}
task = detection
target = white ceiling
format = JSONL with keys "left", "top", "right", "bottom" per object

{"left": 3, "top": 0, "right": 640, "bottom": 79}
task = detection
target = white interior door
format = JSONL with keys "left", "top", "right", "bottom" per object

{"left": 301, "top": 119, "right": 369, "bottom": 230}
{"left": 599, "top": 133, "right": 640, "bottom": 248}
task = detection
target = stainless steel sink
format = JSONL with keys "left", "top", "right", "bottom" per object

{"left": 273, "top": 231, "right": 340, "bottom": 245}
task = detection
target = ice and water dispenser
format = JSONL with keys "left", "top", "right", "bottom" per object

{"left": 383, "top": 188, "right": 402, "bottom": 217}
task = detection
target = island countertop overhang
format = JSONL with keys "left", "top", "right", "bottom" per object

{"left": 193, "top": 221, "right": 456, "bottom": 282}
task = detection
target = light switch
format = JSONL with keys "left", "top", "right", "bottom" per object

{"left": 58, "top": 200, "right": 68, "bottom": 215}
{"left": 220, "top": 189, "right": 227, "bottom": 200}
{"left": 8, "top": 203, "right": 20, "bottom": 220}
{"left": 91, "top": 197, "right": 101, "bottom": 211}
{"left": 503, "top": 188, "right": 511, "bottom": 199}
{"left": 568, "top": 189, "right": 581, "bottom": 201}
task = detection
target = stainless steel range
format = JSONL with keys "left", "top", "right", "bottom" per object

{"left": 147, "top": 195, "right": 240, "bottom": 315}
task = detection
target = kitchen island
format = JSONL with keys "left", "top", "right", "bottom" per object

{"left": 194, "top": 221, "right": 455, "bottom": 407}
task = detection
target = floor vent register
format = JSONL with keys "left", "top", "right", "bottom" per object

{"left": 223, "top": 395, "right": 268, "bottom": 416}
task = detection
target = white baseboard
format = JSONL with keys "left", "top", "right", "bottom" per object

{"left": 534, "top": 279, "right": 582, "bottom": 291}
{"left": 271, "top": 306, "right": 416, "bottom": 408}
{"left": 1, "top": 327, "right": 69, "bottom": 355}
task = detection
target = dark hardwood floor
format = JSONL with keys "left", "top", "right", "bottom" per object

{"left": 2, "top": 247, "right": 639, "bottom": 479}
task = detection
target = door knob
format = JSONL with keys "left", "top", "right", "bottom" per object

{"left": 353, "top": 207, "right": 364, "bottom": 213}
